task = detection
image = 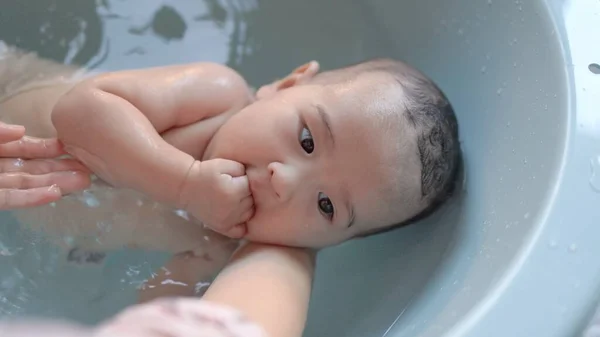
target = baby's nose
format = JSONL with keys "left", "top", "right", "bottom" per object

{"left": 268, "top": 162, "right": 302, "bottom": 202}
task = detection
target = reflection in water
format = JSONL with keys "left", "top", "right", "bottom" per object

{"left": 128, "top": 5, "right": 188, "bottom": 42}
{"left": 0, "top": 0, "right": 258, "bottom": 71}
{"left": 0, "top": 0, "right": 103, "bottom": 66}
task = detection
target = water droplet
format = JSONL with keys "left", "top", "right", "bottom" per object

{"left": 195, "top": 281, "right": 211, "bottom": 295}
{"left": 496, "top": 238, "right": 501, "bottom": 243}
{"left": 480, "top": 66, "right": 487, "bottom": 73}
{"left": 203, "top": 236, "right": 210, "bottom": 241}
{"left": 173, "top": 209, "right": 189, "bottom": 220}
{"left": 506, "top": 122, "right": 511, "bottom": 127}
{"left": 13, "top": 158, "right": 24, "bottom": 167}
{"left": 487, "top": 0, "right": 492, "bottom": 5}
{"left": 548, "top": 240, "right": 558, "bottom": 249}
{"left": 161, "top": 279, "right": 188, "bottom": 286}
{"left": 457, "top": 28, "right": 464, "bottom": 35}
{"left": 78, "top": 190, "right": 100, "bottom": 208}
{"left": 96, "top": 221, "right": 112, "bottom": 232}
{"left": 517, "top": 76, "right": 521, "bottom": 82}
{"left": 496, "top": 88, "right": 503, "bottom": 95}
{"left": 513, "top": 62, "right": 518, "bottom": 68}
{"left": 485, "top": 53, "right": 491, "bottom": 61}
{"left": 524, "top": 212, "right": 530, "bottom": 219}
{"left": 569, "top": 244, "right": 578, "bottom": 253}
{"left": 589, "top": 156, "right": 600, "bottom": 192}
{"left": 49, "top": 202, "right": 56, "bottom": 207}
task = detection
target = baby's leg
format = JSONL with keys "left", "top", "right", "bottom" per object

{"left": 13, "top": 180, "right": 222, "bottom": 254}
{"left": 0, "top": 42, "right": 86, "bottom": 137}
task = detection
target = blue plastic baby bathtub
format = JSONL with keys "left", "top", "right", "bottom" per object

{"left": 0, "top": 0, "right": 599, "bottom": 336}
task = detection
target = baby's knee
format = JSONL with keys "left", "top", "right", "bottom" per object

{"left": 192, "top": 62, "right": 254, "bottom": 107}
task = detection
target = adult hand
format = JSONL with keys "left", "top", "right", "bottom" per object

{"left": 0, "top": 122, "right": 91, "bottom": 209}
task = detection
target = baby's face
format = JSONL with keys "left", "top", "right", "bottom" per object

{"left": 204, "top": 73, "right": 423, "bottom": 248}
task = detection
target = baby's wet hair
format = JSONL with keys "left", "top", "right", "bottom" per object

{"left": 312, "top": 58, "right": 461, "bottom": 237}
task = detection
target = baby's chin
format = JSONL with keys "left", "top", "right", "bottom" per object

{"left": 241, "top": 225, "right": 326, "bottom": 249}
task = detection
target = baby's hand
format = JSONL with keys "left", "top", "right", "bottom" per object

{"left": 180, "top": 159, "right": 254, "bottom": 238}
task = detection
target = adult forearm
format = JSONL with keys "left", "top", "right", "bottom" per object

{"left": 203, "top": 243, "right": 315, "bottom": 337}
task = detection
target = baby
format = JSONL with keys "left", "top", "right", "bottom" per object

{"left": 1, "top": 45, "right": 460, "bottom": 299}
{"left": 50, "top": 58, "right": 460, "bottom": 247}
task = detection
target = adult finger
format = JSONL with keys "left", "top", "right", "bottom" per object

{"left": 0, "top": 185, "right": 62, "bottom": 210}
{"left": 0, "top": 158, "right": 89, "bottom": 174}
{"left": 0, "top": 122, "right": 25, "bottom": 143}
{"left": 0, "top": 171, "right": 91, "bottom": 194}
{"left": 0, "top": 136, "right": 65, "bottom": 158}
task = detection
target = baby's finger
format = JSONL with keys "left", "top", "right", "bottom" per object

{"left": 0, "top": 122, "right": 25, "bottom": 144}
{"left": 217, "top": 159, "right": 246, "bottom": 177}
{"left": 239, "top": 195, "right": 254, "bottom": 215}
{"left": 0, "top": 171, "right": 91, "bottom": 193}
{"left": 229, "top": 175, "right": 251, "bottom": 197}
{"left": 0, "top": 137, "right": 64, "bottom": 158}
{"left": 0, "top": 158, "right": 89, "bottom": 174}
{"left": 222, "top": 223, "right": 247, "bottom": 239}
{"left": 240, "top": 205, "right": 255, "bottom": 223}
{"left": 0, "top": 185, "right": 62, "bottom": 210}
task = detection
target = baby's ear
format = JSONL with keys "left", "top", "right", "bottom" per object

{"left": 256, "top": 61, "right": 320, "bottom": 100}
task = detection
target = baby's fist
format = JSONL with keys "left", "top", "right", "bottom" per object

{"left": 179, "top": 159, "right": 254, "bottom": 238}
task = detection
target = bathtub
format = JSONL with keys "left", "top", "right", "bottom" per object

{"left": 0, "top": 0, "right": 599, "bottom": 336}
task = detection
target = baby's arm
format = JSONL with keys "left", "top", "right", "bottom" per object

{"left": 52, "top": 63, "right": 254, "bottom": 234}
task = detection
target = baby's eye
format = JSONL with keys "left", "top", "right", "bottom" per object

{"left": 299, "top": 126, "right": 314, "bottom": 154}
{"left": 318, "top": 192, "right": 334, "bottom": 220}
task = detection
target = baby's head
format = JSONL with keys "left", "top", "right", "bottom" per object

{"left": 204, "top": 58, "right": 460, "bottom": 248}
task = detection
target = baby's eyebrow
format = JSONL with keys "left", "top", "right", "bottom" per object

{"left": 314, "top": 104, "right": 335, "bottom": 147}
